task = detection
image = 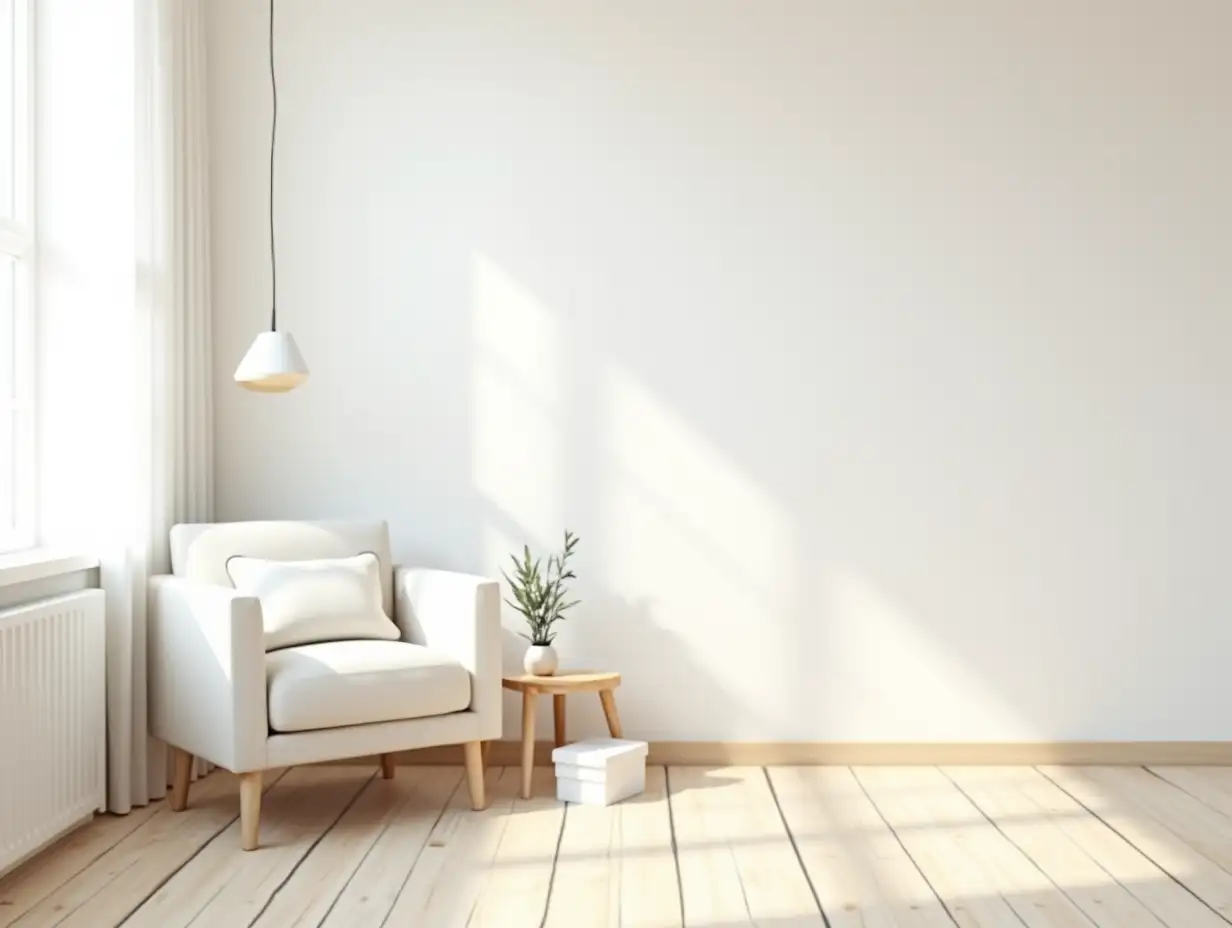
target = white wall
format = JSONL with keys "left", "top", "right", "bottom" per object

{"left": 208, "top": 1, "right": 1232, "bottom": 743}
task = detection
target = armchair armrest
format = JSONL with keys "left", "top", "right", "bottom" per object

{"left": 394, "top": 567, "right": 502, "bottom": 741}
{"left": 148, "top": 575, "right": 268, "bottom": 772}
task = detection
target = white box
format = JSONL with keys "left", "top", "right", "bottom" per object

{"left": 552, "top": 738, "right": 649, "bottom": 806}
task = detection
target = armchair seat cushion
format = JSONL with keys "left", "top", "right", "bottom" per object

{"left": 266, "top": 640, "right": 471, "bottom": 733}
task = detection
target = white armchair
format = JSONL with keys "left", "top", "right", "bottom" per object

{"left": 148, "top": 520, "right": 501, "bottom": 850}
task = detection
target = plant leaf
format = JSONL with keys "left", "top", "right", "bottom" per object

{"left": 502, "top": 531, "right": 581, "bottom": 645}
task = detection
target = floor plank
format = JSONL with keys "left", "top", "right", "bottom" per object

{"left": 122, "top": 766, "right": 372, "bottom": 928}
{"left": 1147, "top": 767, "right": 1232, "bottom": 821}
{"left": 1039, "top": 766, "right": 1232, "bottom": 923}
{"left": 1076, "top": 766, "right": 1232, "bottom": 874}
{"left": 669, "top": 766, "right": 823, "bottom": 927}
{"left": 943, "top": 766, "right": 1164, "bottom": 927}
{"left": 0, "top": 806, "right": 161, "bottom": 927}
{"left": 11, "top": 764, "right": 1232, "bottom": 928}
{"left": 379, "top": 766, "right": 521, "bottom": 926}
{"left": 769, "top": 766, "right": 953, "bottom": 928}
{"left": 6, "top": 769, "right": 283, "bottom": 928}
{"left": 316, "top": 766, "right": 466, "bottom": 927}
{"left": 544, "top": 766, "right": 683, "bottom": 928}
{"left": 469, "top": 767, "right": 567, "bottom": 927}
{"left": 1002, "top": 767, "right": 1227, "bottom": 928}
{"left": 250, "top": 765, "right": 463, "bottom": 928}
{"left": 1079, "top": 766, "right": 1232, "bottom": 885}
{"left": 855, "top": 766, "right": 1088, "bottom": 928}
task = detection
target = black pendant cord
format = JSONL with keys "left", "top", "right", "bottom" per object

{"left": 269, "top": 0, "right": 278, "bottom": 332}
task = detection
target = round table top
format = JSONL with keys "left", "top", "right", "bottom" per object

{"left": 501, "top": 670, "right": 621, "bottom": 694}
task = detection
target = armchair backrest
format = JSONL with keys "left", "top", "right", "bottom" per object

{"left": 169, "top": 520, "right": 395, "bottom": 617}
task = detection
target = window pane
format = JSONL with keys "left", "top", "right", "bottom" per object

{"left": 0, "top": 422, "right": 10, "bottom": 539}
{"left": 0, "top": 253, "right": 11, "bottom": 533}
{"left": 0, "top": 253, "right": 10, "bottom": 398}
{"left": 0, "top": 0, "right": 12, "bottom": 220}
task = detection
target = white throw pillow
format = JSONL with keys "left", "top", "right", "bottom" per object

{"left": 225, "top": 552, "right": 401, "bottom": 651}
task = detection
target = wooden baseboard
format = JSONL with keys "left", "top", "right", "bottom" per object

{"left": 333, "top": 741, "right": 1232, "bottom": 767}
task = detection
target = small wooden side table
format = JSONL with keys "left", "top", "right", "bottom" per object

{"left": 501, "top": 671, "right": 623, "bottom": 799}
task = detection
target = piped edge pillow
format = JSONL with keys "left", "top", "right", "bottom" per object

{"left": 225, "top": 552, "right": 401, "bottom": 651}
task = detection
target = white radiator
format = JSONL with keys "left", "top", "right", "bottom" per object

{"left": 0, "top": 590, "right": 106, "bottom": 874}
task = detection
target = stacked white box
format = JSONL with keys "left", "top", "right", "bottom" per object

{"left": 552, "top": 738, "right": 649, "bottom": 806}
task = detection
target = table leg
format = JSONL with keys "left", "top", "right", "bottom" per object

{"left": 521, "top": 688, "right": 538, "bottom": 799}
{"left": 554, "top": 695, "right": 567, "bottom": 748}
{"left": 599, "top": 689, "right": 623, "bottom": 738}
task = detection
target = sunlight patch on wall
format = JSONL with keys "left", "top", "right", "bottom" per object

{"left": 472, "top": 254, "right": 558, "bottom": 404}
{"left": 599, "top": 363, "right": 797, "bottom": 731}
{"left": 601, "top": 365, "right": 791, "bottom": 595}
{"left": 471, "top": 254, "right": 561, "bottom": 568}
{"left": 824, "top": 567, "right": 1035, "bottom": 740}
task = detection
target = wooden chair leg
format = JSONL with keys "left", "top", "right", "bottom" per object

{"left": 239, "top": 772, "right": 263, "bottom": 851}
{"left": 380, "top": 753, "right": 396, "bottom": 779}
{"left": 599, "top": 689, "right": 624, "bottom": 738}
{"left": 169, "top": 747, "right": 193, "bottom": 812}
{"left": 463, "top": 741, "right": 485, "bottom": 811}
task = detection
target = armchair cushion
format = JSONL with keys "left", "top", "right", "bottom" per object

{"left": 170, "top": 520, "right": 395, "bottom": 616}
{"left": 266, "top": 640, "right": 471, "bottom": 733}
{"left": 227, "top": 552, "right": 399, "bottom": 650}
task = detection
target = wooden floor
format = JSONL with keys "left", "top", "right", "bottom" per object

{"left": 4, "top": 765, "right": 1232, "bottom": 927}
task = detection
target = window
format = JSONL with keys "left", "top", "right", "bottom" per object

{"left": 0, "top": 0, "right": 31, "bottom": 551}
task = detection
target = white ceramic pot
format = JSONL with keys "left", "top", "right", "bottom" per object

{"left": 524, "top": 644, "right": 559, "bottom": 676}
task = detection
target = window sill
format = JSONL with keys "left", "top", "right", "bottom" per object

{"left": 0, "top": 549, "right": 99, "bottom": 589}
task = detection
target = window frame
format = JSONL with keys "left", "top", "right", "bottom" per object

{"left": 0, "top": 0, "right": 34, "bottom": 553}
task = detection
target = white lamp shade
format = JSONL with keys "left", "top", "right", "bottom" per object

{"left": 234, "top": 331, "right": 309, "bottom": 393}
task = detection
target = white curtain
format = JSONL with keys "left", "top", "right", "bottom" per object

{"left": 38, "top": 0, "right": 214, "bottom": 814}
{"left": 125, "top": 0, "right": 216, "bottom": 813}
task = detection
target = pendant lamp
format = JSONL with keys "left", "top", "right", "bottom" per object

{"left": 235, "top": 0, "right": 308, "bottom": 393}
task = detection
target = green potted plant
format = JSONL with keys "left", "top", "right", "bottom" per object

{"left": 503, "top": 531, "right": 580, "bottom": 676}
